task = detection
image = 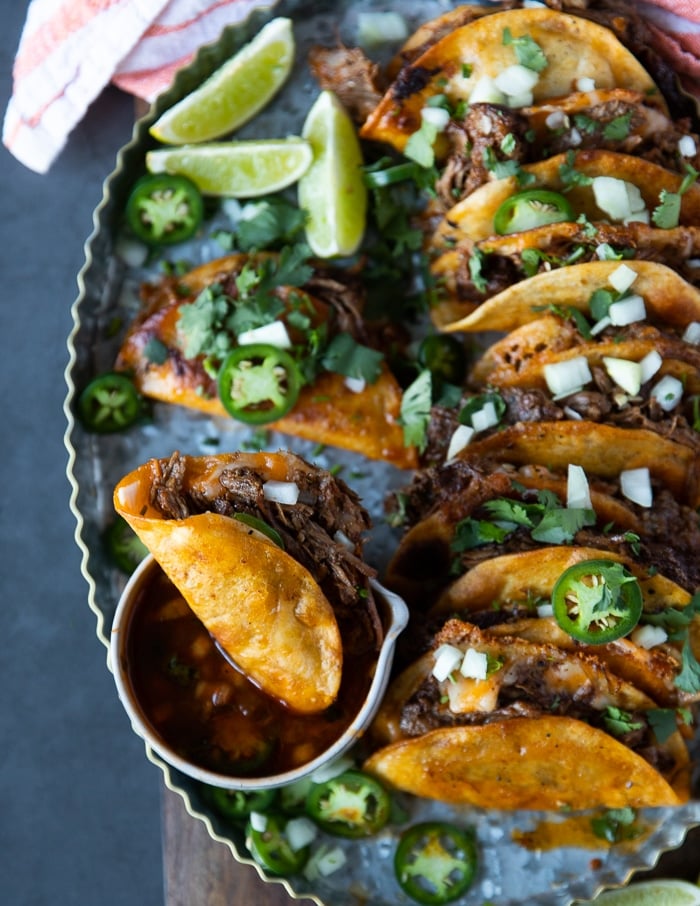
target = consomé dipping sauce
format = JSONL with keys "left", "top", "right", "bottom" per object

{"left": 124, "top": 566, "right": 375, "bottom": 777}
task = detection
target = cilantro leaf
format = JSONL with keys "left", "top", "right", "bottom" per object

{"left": 235, "top": 198, "right": 307, "bottom": 251}
{"left": 676, "top": 637, "right": 700, "bottom": 694}
{"left": 559, "top": 150, "right": 593, "bottom": 188}
{"left": 602, "top": 113, "right": 633, "bottom": 141}
{"left": 320, "top": 333, "right": 383, "bottom": 383}
{"left": 603, "top": 706, "right": 644, "bottom": 737}
{"left": 502, "top": 27, "right": 547, "bottom": 72}
{"left": 452, "top": 518, "right": 511, "bottom": 552}
{"left": 647, "top": 708, "right": 680, "bottom": 744}
{"left": 399, "top": 369, "right": 432, "bottom": 451}
{"left": 652, "top": 189, "right": 681, "bottom": 229}
{"left": 177, "top": 284, "right": 235, "bottom": 360}
{"left": 531, "top": 506, "right": 596, "bottom": 543}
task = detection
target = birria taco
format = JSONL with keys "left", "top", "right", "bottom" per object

{"left": 363, "top": 618, "right": 692, "bottom": 809}
{"left": 360, "top": 7, "right": 666, "bottom": 155}
{"left": 385, "top": 450, "right": 700, "bottom": 606}
{"left": 113, "top": 450, "right": 382, "bottom": 714}
{"left": 115, "top": 253, "right": 417, "bottom": 469}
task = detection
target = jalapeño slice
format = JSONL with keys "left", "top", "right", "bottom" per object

{"left": 204, "top": 785, "right": 278, "bottom": 823}
{"left": 217, "top": 343, "right": 302, "bottom": 425}
{"left": 126, "top": 173, "right": 204, "bottom": 245}
{"left": 246, "top": 812, "right": 310, "bottom": 876}
{"left": 551, "top": 559, "right": 643, "bottom": 644}
{"left": 77, "top": 373, "right": 144, "bottom": 433}
{"left": 305, "top": 770, "right": 391, "bottom": 838}
{"left": 493, "top": 188, "right": 574, "bottom": 235}
{"left": 394, "top": 821, "right": 478, "bottom": 905}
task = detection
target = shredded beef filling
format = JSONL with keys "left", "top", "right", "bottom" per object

{"left": 149, "top": 452, "right": 383, "bottom": 656}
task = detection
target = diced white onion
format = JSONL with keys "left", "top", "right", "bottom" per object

{"left": 567, "top": 463, "right": 591, "bottom": 509}
{"left": 683, "top": 321, "right": 700, "bottom": 344}
{"left": 631, "top": 624, "right": 668, "bottom": 649}
{"left": 563, "top": 406, "right": 584, "bottom": 420}
{"left": 603, "top": 356, "right": 642, "bottom": 396}
{"left": 544, "top": 356, "right": 593, "bottom": 397}
{"left": 576, "top": 76, "right": 596, "bottom": 92}
{"left": 504, "top": 90, "right": 534, "bottom": 108}
{"left": 310, "top": 755, "right": 355, "bottom": 784}
{"left": 494, "top": 64, "right": 540, "bottom": 96}
{"left": 678, "top": 135, "right": 697, "bottom": 158}
{"left": 313, "top": 846, "right": 347, "bottom": 877}
{"left": 262, "top": 480, "right": 300, "bottom": 505}
{"left": 114, "top": 236, "right": 149, "bottom": 268}
{"left": 620, "top": 467, "right": 653, "bottom": 508}
{"left": 421, "top": 105, "right": 451, "bottom": 130}
{"left": 344, "top": 375, "right": 366, "bottom": 394}
{"left": 592, "top": 176, "right": 647, "bottom": 223}
{"left": 590, "top": 315, "right": 612, "bottom": 336}
{"left": 650, "top": 374, "right": 684, "bottom": 411}
{"left": 446, "top": 424, "right": 475, "bottom": 461}
{"left": 608, "top": 294, "right": 646, "bottom": 326}
{"left": 545, "top": 110, "right": 569, "bottom": 130}
{"left": 432, "top": 644, "right": 464, "bottom": 681}
{"left": 608, "top": 263, "right": 638, "bottom": 293}
{"left": 459, "top": 648, "right": 488, "bottom": 680}
{"left": 285, "top": 817, "right": 318, "bottom": 852}
{"left": 249, "top": 812, "right": 268, "bottom": 832}
{"left": 536, "top": 603, "right": 554, "bottom": 618}
{"left": 569, "top": 127, "right": 583, "bottom": 147}
{"left": 470, "top": 400, "right": 499, "bottom": 433}
{"left": 357, "top": 11, "right": 409, "bottom": 46}
{"left": 468, "top": 75, "right": 506, "bottom": 105}
{"left": 523, "top": 0, "right": 547, "bottom": 7}
{"left": 237, "top": 321, "right": 292, "bottom": 349}
{"left": 639, "top": 350, "right": 663, "bottom": 383}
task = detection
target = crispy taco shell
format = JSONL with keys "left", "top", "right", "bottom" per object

{"left": 361, "top": 8, "right": 665, "bottom": 152}
{"left": 430, "top": 547, "right": 696, "bottom": 709}
{"left": 469, "top": 316, "right": 700, "bottom": 395}
{"left": 435, "top": 150, "right": 700, "bottom": 246}
{"left": 113, "top": 452, "right": 352, "bottom": 714}
{"left": 366, "top": 620, "right": 689, "bottom": 807}
{"left": 115, "top": 255, "right": 416, "bottom": 469}
{"left": 440, "top": 260, "right": 700, "bottom": 334}
{"left": 454, "top": 421, "right": 700, "bottom": 505}
{"left": 364, "top": 718, "right": 682, "bottom": 809}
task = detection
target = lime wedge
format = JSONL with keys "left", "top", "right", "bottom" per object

{"left": 145, "top": 139, "right": 313, "bottom": 198}
{"left": 150, "top": 18, "right": 295, "bottom": 144}
{"left": 298, "top": 90, "right": 368, "bottom": 258}
{"left": 575, "top": 880, "right": 700, "bottom": 906}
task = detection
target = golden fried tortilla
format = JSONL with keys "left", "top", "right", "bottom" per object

{"left": 364, "top": 718, "right": 683, "bottom": 809}
{"left": 115, "top": 254, "right": 417, "bottom": 469}
{"left": 361, "top": 7, "right": 665, "bottom": 152}
{"left": 113, "top": 452, "right": 343, "bottom": 714}
{"left": 440, "top": 260, "right": 700, "bottom": 334}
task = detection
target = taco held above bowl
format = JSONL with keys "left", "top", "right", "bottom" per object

{"left": 113, "top": 450, "right": 383, "bottom": 714}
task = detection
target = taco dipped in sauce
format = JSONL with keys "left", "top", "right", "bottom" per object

{"left": 115, "top": 253, "right": 417, "bottom": 469}
{"left": 114, "top": 450, "right": 383, "bottom": 715}
{"left": 363, "top": 617, "right": 692, "bottom": 809}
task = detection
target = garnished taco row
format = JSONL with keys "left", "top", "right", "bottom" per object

{"left": 113, "top": 450, "right": 382, "bottom": 715}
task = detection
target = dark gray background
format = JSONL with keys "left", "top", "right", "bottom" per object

{"left": 1, "top": 5, "right": 163, "bottom": 903}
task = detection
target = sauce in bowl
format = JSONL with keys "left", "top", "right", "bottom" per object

{"left": 121, "top": 563, "right": 379, "bottom": 779}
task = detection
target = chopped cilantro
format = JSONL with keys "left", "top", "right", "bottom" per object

{"left": 468, "top": 247, "right": 489, "bottom": 292}
{"left": 143, "top": 337, "right": 169, "bottom": 365}
{"left": 647, "top": 708, "right": 680, "bottom": 744}
{"left": 591, "top": 807, "right": 642, "bottom": 844}
{"left": 652, "top": 162, "right": 699, "bottom": 228}
{"left": 602, "top": 113, "right": 633, "bottom": 141}
{"left": 399, "top": 369, "right": 432, "bottom": 451}
{"left": 676, "top": 637, "right": 700, "bottom": 694}
{"left": 559, "top": 150, "right": 593, "bottom": 188}
{"left": 320, "top": 332, "right": 384, "bottom": 383}
{"left": 603, "top": 706, "right": 644, "bottom": 737}
{"left": 502, "top": 27, "right": 547, "bottom": 72}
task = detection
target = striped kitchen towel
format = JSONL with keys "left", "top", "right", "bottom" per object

{"left": 3, "top": 0, "right": 700, "bottom": 174}
{"left": 3, "top": 0, "right": 271, "bottom": 174}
